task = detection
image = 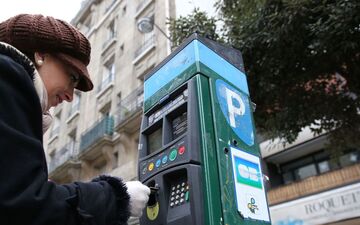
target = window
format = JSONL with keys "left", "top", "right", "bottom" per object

{"left": 99, "top": 102, "right": 111, "bottom": 120}
{"left": 294, "top": 164, "right": 317, "bottom": 180}
{"left": 113, "top": 151, "right": 118, "bottom": 169}
{"left": 98, "top": 57, "right": 115, "bottom": 92}
{"left": 68, "top": 92, "right": 80, "bottom": 116}
{"left": 339, "top": 151, "right": 359, "bottom": 167}
{"left": 134, "top": 15, "right": 155, "bottom": 60}
{"left": 317, "top": 161, "right": 330, "bottom": 173}
{"left": 282, "top": 171, "right": 294, "bottom": 184}
{"left": 82, "top": 15, "right": 92, "bottom": 34}
{"left": 50, "top": 115, "right": 60, "bottom": 138}
{"left": 68, "top": 129, "right": 77, "bottom": 155}
{"left": 102, "top": 19, "right": 117, "bottom": 50}
{"left": 279, "top": 149, "right": 360, "bottom": 185}
{"left": 107, "top": 20, "right": 116, "bottom": 40}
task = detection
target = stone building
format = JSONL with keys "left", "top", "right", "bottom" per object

{"left": 44, "top": 1, "right": 360, "bottom": 224}
{"left": 44, "top": 0, "right": 174, "bottom": 187}
{"left": 262, "top": 127, "right": 360, "bottom": 225}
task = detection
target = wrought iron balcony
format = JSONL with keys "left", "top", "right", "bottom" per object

{"left": 79, "top": 115, "right": 114, "bottom": 152}
{"left": 116, "top": 86, "right": 143, "bottom": 127}
{"left": 48, "top": 142, "right": 78, "bottom": 173}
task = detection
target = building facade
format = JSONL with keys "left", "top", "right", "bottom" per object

{"left": 261, "top": 127, "right": 360, "bottom": 225}
{"left": 44, "top": 1, "right": 360, "bottom": 224}
{"left": 44, "top": 0, "right": 175, "bottom": 188}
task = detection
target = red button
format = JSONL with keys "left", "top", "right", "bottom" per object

{"left": 179, "top": 146, "right": 185, "bottom": 155}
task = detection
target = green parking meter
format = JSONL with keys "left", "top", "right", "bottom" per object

{"left": 138, "top": 34, "right": 271, "bottom": 225}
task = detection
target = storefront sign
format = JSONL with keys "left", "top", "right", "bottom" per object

{"left": 270, "top": 183, "right": 360, "bottom": 225}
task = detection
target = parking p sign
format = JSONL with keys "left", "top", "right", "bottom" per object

{"left": 216, "top": 79, "right": 254, "bottom": 146}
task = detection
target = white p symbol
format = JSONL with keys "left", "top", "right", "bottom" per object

{"left": 225, "top": 88, "right": 245, "bottom": 128}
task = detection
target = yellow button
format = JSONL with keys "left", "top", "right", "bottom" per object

{"left": 148, "top": 163, "right": 154, "bottom": 171}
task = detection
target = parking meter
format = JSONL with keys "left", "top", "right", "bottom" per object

{"left": 138, "top": 34, "right": 271, "bottom": 225}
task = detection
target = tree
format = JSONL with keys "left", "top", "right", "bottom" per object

{"left": 168, "top": 0, "right": 360, "bottom": 154}
{"left": 167, "top": 8, "right": 220, "bottom": 47}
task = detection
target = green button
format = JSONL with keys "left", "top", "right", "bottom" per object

{"left": 169, "top": 149, "right": 177, "bottom": 161}
{"left": 185, "top": 191, "right": 189, "bottom": 201}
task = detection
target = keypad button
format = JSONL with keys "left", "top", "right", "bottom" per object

{"left": 170, "top": 181, "right": 189, "bottom": 208}
{"left": 162, "top": 155, "right": 168, "bottom": 164}
{"left": 179, "top": 145, "right": 186, "bottom": 155}
{"left": 142, "top": 167, "right": 147, "bottom": 175}
{"left": 148, "top": 163, "right": 154, "bottom": 171}
{"left": 169, "top": 149, "right": 177, "bottom": 161}
{"left": 185, "top": 191, "right": 189, "bottom": 201}
{"left": 155, "top": 159, "right": 161, "bottom": 168}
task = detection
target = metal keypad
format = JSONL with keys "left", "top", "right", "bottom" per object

{"left": 169, "top": 181, "right": 189, "bottom": 208}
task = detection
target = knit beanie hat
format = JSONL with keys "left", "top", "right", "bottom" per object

{"left": 0, "top": 14, "right": 93, "bottom": 91}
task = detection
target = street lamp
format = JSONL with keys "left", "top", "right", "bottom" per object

{"left": 137, "top": 16, "right": 172, "bottom": 53}
{"left": 137, "top": 17, "right": 171, "bottom": 40}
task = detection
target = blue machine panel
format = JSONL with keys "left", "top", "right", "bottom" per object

{"left": 144, "top": 40, "right": 249, "bottom": 111}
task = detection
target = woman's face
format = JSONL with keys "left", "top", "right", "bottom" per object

{"left": 34, "top": 53, "right": 79, "bottom": 110}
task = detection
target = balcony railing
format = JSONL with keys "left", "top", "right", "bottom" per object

{"left": 267, "top": 163, "right": 360, "bottom": 205}
{"left": 79, "top": 115, "right": 114, "bottom": 152}
{"left": 49, "top": 142, "right": 78, "bottom": 173}
{"left": 116, "top": 86, "right": 144, "bottom": 126}
{"left": 134, "top": 34, "right": 155, "bottom": 59}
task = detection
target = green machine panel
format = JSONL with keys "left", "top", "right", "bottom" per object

{"left": 139, "top": 34, "right": 271, "bottom": 225}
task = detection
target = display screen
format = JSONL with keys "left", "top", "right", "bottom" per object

{"left": 148, "top": 127, "right": 162, "bottom": 154}
{"left": 172, "top": 112, "right": 187, "bottom": 140}
{"left": 148, "top": 89, "right": 188, "bottom": 126}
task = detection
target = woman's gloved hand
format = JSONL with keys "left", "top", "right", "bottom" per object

{"left": 125, "top": 181, "right": 150, "bottom": 217}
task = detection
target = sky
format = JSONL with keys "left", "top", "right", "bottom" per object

{"left": 176, "top": 0, "right": 217, "bottom": 17}
{"left": 0, "top": 0, "right": 217, "bottom": 23}
{"left": 0, "top": 0, "right": 84, "bottom": 23}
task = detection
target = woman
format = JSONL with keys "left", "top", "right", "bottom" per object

{"left": 0, "top": 14, "right": 150, "bottom": 225}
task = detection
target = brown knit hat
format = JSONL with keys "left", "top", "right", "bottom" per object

{"left": 0, "top": 14, "right": 93, "bottom": 91}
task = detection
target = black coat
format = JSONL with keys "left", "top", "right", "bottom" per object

{"left": 0, "top": 42, "right": 130, "bottom": 225}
